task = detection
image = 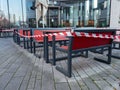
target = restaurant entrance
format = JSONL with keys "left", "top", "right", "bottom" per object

{"left": 47, "top": 6, "right": 60, "bottom": 27}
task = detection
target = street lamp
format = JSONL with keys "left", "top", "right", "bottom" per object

{"left": 7, "top": 0, "right": 10, "bottom": 29}
{"left": 21, "top": 0, "right": 24, "bottom": 27}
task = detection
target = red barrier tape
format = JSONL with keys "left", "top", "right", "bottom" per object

{"left": 15, "top": 31, "right": 72, "bottom": 38}
{"left": 15, "top": 31, "right": 120, "bottom": 40}
{"left": 1, "top": 29, "right": 14, "bottom": 32}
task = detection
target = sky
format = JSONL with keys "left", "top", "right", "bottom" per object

{"left": 0, "top": 0, "right": 26, "bottom": 22}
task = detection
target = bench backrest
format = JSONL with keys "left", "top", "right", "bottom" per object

{"left": 48, "top": 31, "right": 70, "bottom": 41}
{"left": 18, "top": 29, "right": 23, "bottom": 37}
{"left": 18, "top": 29, "right": 31, "bottom": 38}
{"left": 33, "top": 29, "right": 70, "bottom": 42}
{"left": 71, "top": 32, "right": 113, "bottom": 50}
{"left": 33, "top": 30, "right": 44, "bottom": 42}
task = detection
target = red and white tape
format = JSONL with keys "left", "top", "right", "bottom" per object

{"left": 73, "top": 32, "right": 115, "bottom": 39}
{"left": 15, "top": 31, "right": 72, "bottom": 38}
{"left": 1, "top": 29, "right": 14, "bottom": 32}
{"left": 15, "top": 31, "right": 120, "bottom": 40}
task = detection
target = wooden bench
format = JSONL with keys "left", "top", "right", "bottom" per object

{"left": 33, "top": 29, "right": 70, "bottom": 59}
{"left": 32, "top": 30, "right": 44, "bottom": 58}
{"left": 13, "top": 29, "right": 32, "bottom": 50}
{"left": 53, "top": 29, "right": 115, "bottom": 77}
{"left": 111, "top": 30, "right": 120, "bottom": 59}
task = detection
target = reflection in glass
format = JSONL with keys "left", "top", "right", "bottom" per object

{"left": 49, "top": 0, "right": 111, "bottom": 28}
{"left": 85, "top": 0, "right": 90, "bottom": 26}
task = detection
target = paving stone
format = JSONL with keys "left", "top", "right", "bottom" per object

{"left": 27, "top": 78, "right": 36, "bottom": 89}
{"left": 56, "top": 82, "right": 70, "bottom": 90}
{"left": 41, "top": 63, "right": 55, "bottom": 90}
{"left": 94, "top": 80, "right": 114, "bottom": 90}
{"left": 14, "top": 65, "right": 29, "bottom": 77}
{"left": 68, "top": 82, "right": 81, "bottom": 90}
{"left": 0, "top": 73, "right": 14, "bottom": 90}
{"left": 6, "top": 64, "right": 20, "bottom": 73}
{"left": 19, "top": 80, "right": 29, "bottom": 90}
{"left": 75, "top": 78, "right": 89, "bottom": 90}
{"left": 83, "top": 78, "right": 100, "bottom": 90}
{"left": 0, "top": 69, "right": 6, "bottom": 76}
{"left": 34, "top": 80, "right": 41, "bottom": 90}
{"left": 5, "top": 77, "right": 24, "bottom": 90}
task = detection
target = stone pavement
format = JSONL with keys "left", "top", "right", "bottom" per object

{"left": 0, "top": 38, "right": 120, "bottom": 90}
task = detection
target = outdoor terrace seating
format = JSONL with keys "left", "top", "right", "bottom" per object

{"left": 44, "top": 31, "right": 70, "bottom": 64}
{"left": 32, "top": 29, "right": 44, "bottom": 58}
{"left": 32, "top": 29, "right": 70, "bottom": 59}
{"left": 13, "top": 28, "right": 32, "bottom": 50}
{"left": 13, "top": 28, "right": 119, "bottom": 78}
{"left": 53, "top": 28, "right": 116, "bottom": 77}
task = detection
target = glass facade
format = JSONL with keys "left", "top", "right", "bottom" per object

{"left": 49, "top": 0, "right": 111, "bottom": 27}
{"left": 26, "top": 0, "right": 36, "bottom": 27}
{"left": 47, "top": 7, "right": 59, "bottom": 27}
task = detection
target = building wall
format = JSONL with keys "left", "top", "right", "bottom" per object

{"left": 110, "top": 0, "right": 120, "bottom": 27}
{"left": 25, "top": 0, "right": 120, "bottom": 28}
{"left": 59, "top": 0, "right": 113, "bottom": 27}
{"left": 26, "top": 0, "right": 36, "bottom": 27}
{"left": 26, "top": 0, "right": 36, "bottom": 20}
